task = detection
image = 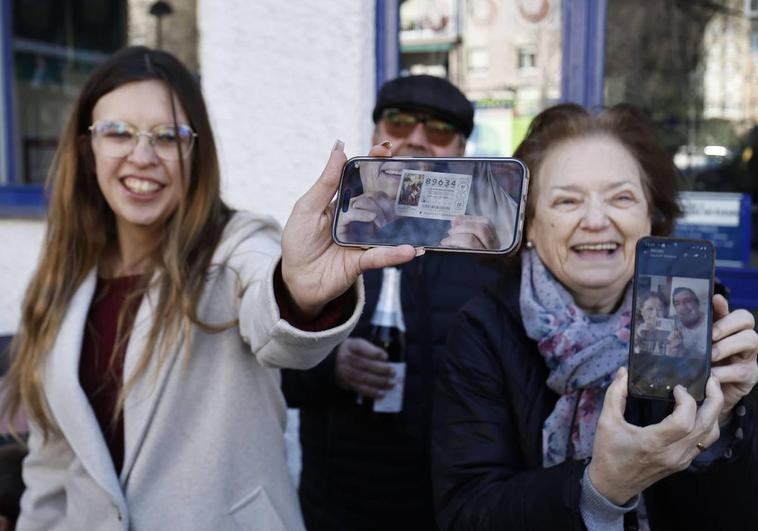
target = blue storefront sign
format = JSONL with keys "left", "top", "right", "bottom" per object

{"left": 673, "top": 192, "right": 752, "bottom": 268}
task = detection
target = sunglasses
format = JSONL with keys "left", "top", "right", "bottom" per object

{"left": 381, "top": 108, "right": 460, "bottom": 146}
{"left": 89, "top": 120, "right": 198, "bottom": 161}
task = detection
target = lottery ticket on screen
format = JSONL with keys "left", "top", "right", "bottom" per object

{"left": 654, "top": 317, "right": 676, "bottom": 332}
{"left": 394, "top": 169, "right": 472, "bottom": 221}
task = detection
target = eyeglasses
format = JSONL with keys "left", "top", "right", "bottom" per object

{"left": 381, "top": 108, "right": 459, "bottom": 146}
{"left": 89, "top": 120, "right": 198, "bottom": 161}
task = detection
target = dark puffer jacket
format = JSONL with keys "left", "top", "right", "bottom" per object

{"left": 432, "top": 268, "right": 758, "bottom": 531}
{"left": 282, "top": 253, "right": 503, "bottom": 531}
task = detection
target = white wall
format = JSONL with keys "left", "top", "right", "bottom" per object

{"left": 0, "top": 220, "right": 45, "bottom": 334}
{"left": 199, "top": 0, "right": 377, "bottom": 225}
{"left": 198, "top": 2, "right": 378, "bottom": 486}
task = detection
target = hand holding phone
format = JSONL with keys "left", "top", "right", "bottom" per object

{"left": 332, "top": 157, "right": 528, "bottom": 254}
{"left": 590, "top": 368, "right": 723, "bottom": 505}
{"left": 628, "top": 237, "right": 715, "bottom": 401}
{"left": 280, "top": 143, "right": 418, "bottom": 320}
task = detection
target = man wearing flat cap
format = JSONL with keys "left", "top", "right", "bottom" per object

{"left": 372, "top": 73, "right": 475, "bottom": 149}
{"left": 283, "top": 75, "right": 503, "bottom": 531}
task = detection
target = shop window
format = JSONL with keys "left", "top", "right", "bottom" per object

{"left": 605, "top": 0, "right": 758, "bottom": 267}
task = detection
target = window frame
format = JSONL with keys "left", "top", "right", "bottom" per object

{"left": 0, "top": 1, "right": 46, "bottom": 217}
{"left": 0, "top": 1, "right": 125, "bottom": 218}
{"left": 516, "top": 45, "right": 537, "bottom": 72}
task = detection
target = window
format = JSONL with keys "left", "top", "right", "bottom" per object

{"left": 399, "top": 0, "right": 457, "bottom": 80}
{"left": 0, "top": 0, "right": 126, "bottom": 215}
{"left": 517, "top": 46, "right": 537, "bottom": 70}
{"left": 605, "top": 0, "right": 758, "bottom": 273}
{"left": 467, "top": 47, "right": 489, "bottom": 75}
{"left": 10, "top": 0, "right": 126, "bottom": 185}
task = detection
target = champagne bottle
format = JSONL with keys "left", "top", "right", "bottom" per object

{"left": 364, "top": 267, "right": 406, "bottom": 414}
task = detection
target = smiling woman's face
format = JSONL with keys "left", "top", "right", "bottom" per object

{"left": 91, "top": 79, "right": 188, "bottom": 239}
{"left": 527, "top": 134, "right": 652, "bottom": 310}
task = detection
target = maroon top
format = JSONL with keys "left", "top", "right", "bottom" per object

{"left": 79, "top": 275, "right": 143, "bottom": 473}
{"left": 78, "top": 266, "right": 353, "bottom": 472}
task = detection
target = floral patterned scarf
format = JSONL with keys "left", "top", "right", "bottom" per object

{"left": 519, "top": 249, "right": 632, "bottom": 467}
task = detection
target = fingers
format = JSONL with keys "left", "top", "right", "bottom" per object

{"left": 656, "top": 385, "right": 697, "bottom": 443}
{"left": 339, "top": 364, "right": 394, "bottom": 398}
{"left": 368, "top": 141, "right": 393, "bottom": 157}
{"left": 336, "top": 338, "right": 396, "bottom": 397}
{"left": 694, "top": 377, "right": 724, "bottom": 447}
{"left": 712, "top": 294, "right": 730, "bottom": 325}
{"left": 357, "top": 245, "right": 418, "bottom": 272}
{"left": 350, "top": 198, "right": 386, "bottom": 228}
{"left": 352, "top": 193, "right": 395, "bottom": 228}
{"left": 711, "top": 354, "right": 758, "bottom": 386}
{"left": 450, "top": 216, "right": 498, "bottom": 238}
{"left": 602, "top": 367, "right": 629, "bottom": 421}
{"left": 698, "top": 376, "right": 724, "bottom": 421}
{"left": 712, "top": 307, "right": 756, "bottom": 345}
{"left": 655, "top": 377, "right": 723, "bottom": 450}
{"left": 350, "top": 354, "right": 394, "bottom": 378}
{"left": 348, "top": 353, "right": 395, "bottom": 381}
{"left": 341, "top": 207, "right": 378, "bottom": 225}
{"left": 445, "top": 216, "right": 500, "bottom": 249}
{"left": 711, "top": 327, "right": 758, "bottom": 364}
{"left": 347, "top": 338, "right": 390, "bottom": 360}
{"left": 338, "top": 193, "right": 395, "bottom": 239}
{"left": 296, "top": 142, "right": 348, "bottom": 214}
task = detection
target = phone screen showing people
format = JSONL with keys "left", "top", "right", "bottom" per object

{"left": 628, "top": 237, "right": 714, "bottom": 402}
{"left": 333, "top": 157, "right": 527, "bottom": 253}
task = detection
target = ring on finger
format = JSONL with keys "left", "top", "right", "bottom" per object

{"left": 696, "top": 441, "right": 707, "bottom": 451}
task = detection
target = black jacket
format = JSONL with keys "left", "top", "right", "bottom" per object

{"left": 282, "top": 253, "right": 503, "bottom": 531}
{"left": 432, "top": 270, "right": 758, "bottom": 531}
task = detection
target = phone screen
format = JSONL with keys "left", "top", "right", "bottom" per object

{"left": 332, "top": 157, "right": 528, "bottom": 253}
{"left": 628, "top": 237, "right": 715, "bottom": 401}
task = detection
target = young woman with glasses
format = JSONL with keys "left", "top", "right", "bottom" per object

{"left": 1, "top": 46, "right": 415, "bottom": 530}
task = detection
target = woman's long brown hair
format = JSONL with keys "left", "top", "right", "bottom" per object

{"left": 2, "top": 46, "right": 233, "bottom": 439}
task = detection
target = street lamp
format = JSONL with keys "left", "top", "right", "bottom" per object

{"left": 149, "top": 1, "right": 173, "bottom": 49}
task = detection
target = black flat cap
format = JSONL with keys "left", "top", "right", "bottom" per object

{"left": 372, "top": 75, "right": 474, "bottom": 138}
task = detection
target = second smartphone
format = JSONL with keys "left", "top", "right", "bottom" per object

{"left": 332, "top": 156, "right": 529, "bottom": 254}
{"left": 628, "top": 237, "right": 715, "bottom": 402}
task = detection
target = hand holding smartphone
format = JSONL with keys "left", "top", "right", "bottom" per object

{"left": 332, "top": 157, "right": 529, "bottom": 254}
{"left": 628, "top": 237, "right": 715, "bottom": 401}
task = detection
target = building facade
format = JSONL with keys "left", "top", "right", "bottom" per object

{"left": 0, "top": 0, "right": 377, "bottom": 333}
